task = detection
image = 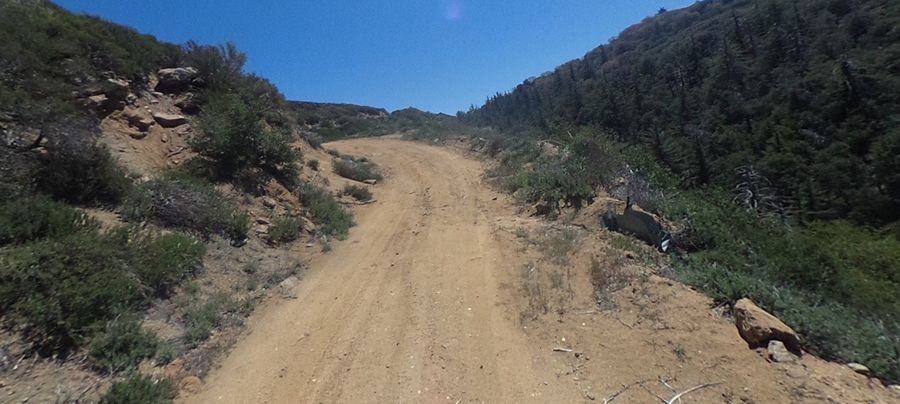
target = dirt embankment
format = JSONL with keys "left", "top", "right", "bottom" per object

{"left": 185, "top": 138, "right": 896, "bottom": 403}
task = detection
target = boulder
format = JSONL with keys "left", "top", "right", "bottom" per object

{"left": 846, "top": 363, "right": 870, "bottom": 376}
{"left": 104, "top": 78, "right": 130, "bottom": 102}
{"left": 152, "top": 112, "right": 188, "bottom": 128}
{"left": 82, "top": 94, "right": 110, "bottom": 110}
{"left": 766, "top": 340, "right": 798, "bottom": 363}
{"left": 123, "top": 108, "right": 155, "bottom": 132}
{"left": 734, "top": 298, "right": 802, "bottom": 355}
{"left": 156, "top": 67, "right": 198, "bottom": 93}
{"left": 279, "top": 276, "right": 300, "bottom": 298}
{"left": 363, "top": 179, "right": 377, "bottom": 185}
{"left": 174, "top": 92, "right": 200, "bottom": 114}
{"left": 262, "top": 197, "right": 277, "bottom": 209}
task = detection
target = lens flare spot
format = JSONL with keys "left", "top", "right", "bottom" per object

{"left": 442, "top": 1, "right": 464, "bottom": 22}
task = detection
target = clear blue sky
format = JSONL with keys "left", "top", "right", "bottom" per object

{"left": 55, "top": 1, "right": 695, "bottom": 114}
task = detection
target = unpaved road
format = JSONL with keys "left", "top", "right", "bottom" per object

{"left": 187, "top": 138, "right": 583, "bottom": 403}
{"left": 186, "top": 138, "right": 896, "bottom": 404}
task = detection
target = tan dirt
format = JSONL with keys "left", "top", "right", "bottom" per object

{"left": 183, "top": 138, "right": 896, "bottom": 404}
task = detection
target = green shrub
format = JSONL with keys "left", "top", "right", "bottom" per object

{"left": 89, "top": 316, "right": 158, "bottom": 373}
{"left": 191, "top": 91, "right": 299, "bottom": 186}
{"left": 0, "top": 194, "right": 99, "bottom": 246}
{"left": 268, "top": 216, "right": 303, "bottom": 244}
{"left": 306, "top": 159, "right": 320, "bottom": 171}
{"left": 511, "top": 160, "right": 594, "bottom": 213}
{"left": 100, "top": 375, "right": 175, "bottom": 404}
{"left": 0, "top": 227, "right": 204, "bottom": 352}
{"left": 184, "top": 295, "right": 230, "bottom": 346}
{"left": 36, "top": 144, "right": 133, "bottom": 206}
{"left": 341, "top": 185, "right": 373, "bottom": 202}
{"left": 124, "top": 176, "right": 249, "bottom": 241}
{"left": 298, "top": 183, "right": 353, "bottom": 238}
{"left": 660, "top": 189, "right": 900, "bottom": 381}
{"left": 0, "top": 232, "right": 146, "bottom": 349}
{"left": 333, "top": 157, "right": 382, "bottom": 182}
{"left": 303, "top": 132, "right": 323, "bottom": 149}
{"left": 154, "top": 341, "right": 178, "bottom": 365}
{"left": 128, "top": 232, "right": 206, "bottom": 297}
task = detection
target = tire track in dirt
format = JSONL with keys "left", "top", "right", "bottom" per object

{"left": 183, "top": 138, "right": 583, "bottom": 403}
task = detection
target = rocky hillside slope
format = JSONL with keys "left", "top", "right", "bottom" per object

{"left": 0, "top": 1, "right": 382, "bottom": 401}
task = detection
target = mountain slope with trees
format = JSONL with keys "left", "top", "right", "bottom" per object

{"left": 464, "top": 0, "right": 900, "bottom": 227}
{"left": 462, "top": 0, "right": 900, "bottom": 382}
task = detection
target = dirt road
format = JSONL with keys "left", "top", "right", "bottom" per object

{"left": 186, "top": 138, "right": 584, "bottom": 403}
{"left": 186, "top": 138, "right": 895, "bottom": 404}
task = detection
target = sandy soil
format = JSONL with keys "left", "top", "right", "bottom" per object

{"left": 183, "top": 138, "right": 896, "bottom": 403}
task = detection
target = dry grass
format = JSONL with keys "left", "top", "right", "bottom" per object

{"left": 590, "top": 255, "right": 634, "bottom": 310}
{"left": 520, "top": 263, "right": 549, "bottom": 321}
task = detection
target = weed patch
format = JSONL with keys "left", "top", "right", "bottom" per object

{"left": 333, "top": 156, "right": 382, "bottom": 182}
{"left": 341, "top": 184, "right": 373, "bottom": 202}
{"left": 124, "top": 176, "right": 249, "bottom": 241}
{"left": 298, "top": 183, "right": 353, "bottom": 238}
{"left": 0, "top": 194, "right": 99, "bottom": 246}
{"left": 268, "top": 216, "right": 303, "bottom": 244}
{"left": 88, "top": 316, "right": 159, "bottom": 373}
{"left": 0, "top": 227, "right": 204, "bottom": 354}
{"left": 100, "top": 375, "right": 175, "bottom": 404}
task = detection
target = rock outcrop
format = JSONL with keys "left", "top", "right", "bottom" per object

{"left": 152, "top": 112, "right": 188, "bottom": 128}
{"left": 766, "top": 340, "right": 799, "bottom": 363}
{"left": 174, "top": 93, "right": 200, "bottom": 114}
{"left": 734, "top": 298, "right": 802, "bottom": 355}
{"left": 156, "top": 67, "right": 198, "bottom": 93}
{"left": 123, "top": 108, "right": 155, "bottom": 132}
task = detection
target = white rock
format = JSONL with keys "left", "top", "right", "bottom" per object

{"left": 766, "top": 340, "right": 798, "bottom": 363}
{"left": 152, "top": 112, "right": 188, "bottom": 128}
{"left": 847, "top": 363, "right": 870, "bottom": 375}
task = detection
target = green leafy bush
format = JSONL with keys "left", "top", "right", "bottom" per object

{"left": 268, "top": 216, "right": 303, "bottom": 244}
{"left": 184, "top": 296, "right": 230, "bottom": 346}
{"left": 332, "top": 157, "right": 382, "bottom": 182}
{"left": 124, "top": 176, "right": 249, "bottom": 241}
{"left": 659, "top": 190, "right": 900, "bottom": 381}
{"left": 306, "top": 159, "right": 320, "bottom": 171}
{"left": 341, "top": 185, "right": 372, "bottom": 202}
{"left": 0, "top": 227, "right": 204, "bottom": 352}
{"left": 511, "top": 161, "right": 594, "bottom": 214}
{"left": 89, "top": 316, "right": 158, "bottom": 373}
{"left": 129, "top": 232, "right": 206, "bottom": 297}
{"left": 0, "top": 231, "right": 146, "bottom": 349}
{"left": 298, "top": 183, "right": 353, "bottom": 238}
{"left": 0, "top": 194, "right": 99, "bottom": 246}
{"left": 154, "top": 341, "right": 178, "bottom": 365}
{"left": 36, "top": 143, "right": 133, "bottom": 206}
{"left": 100, "top": 375, "right": 175, "bottom": 404}
{"left": 191, "top": 91, "right": 299, "bottom": 187}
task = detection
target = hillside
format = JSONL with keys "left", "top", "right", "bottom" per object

{"left": 461, "top": 0, "right": 900, "bottom": 382}
{"left": 464, "top": 0, "right": 900, "bottom": 227}
{"left": 289, "top": 101, "right": 471, "bottom": 141}
{"left": 1, "top": 0, "right": 898, "bottom": 401}
{"left": 0, "top": 1, "right": 374, "bottom": 401}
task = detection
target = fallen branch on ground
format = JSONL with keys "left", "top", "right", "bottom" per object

{"left": 662, "top": 382, "right": 722, "bottom": 404}
{"left": 603, "top": 379, "right": 650, "bottom": 403}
